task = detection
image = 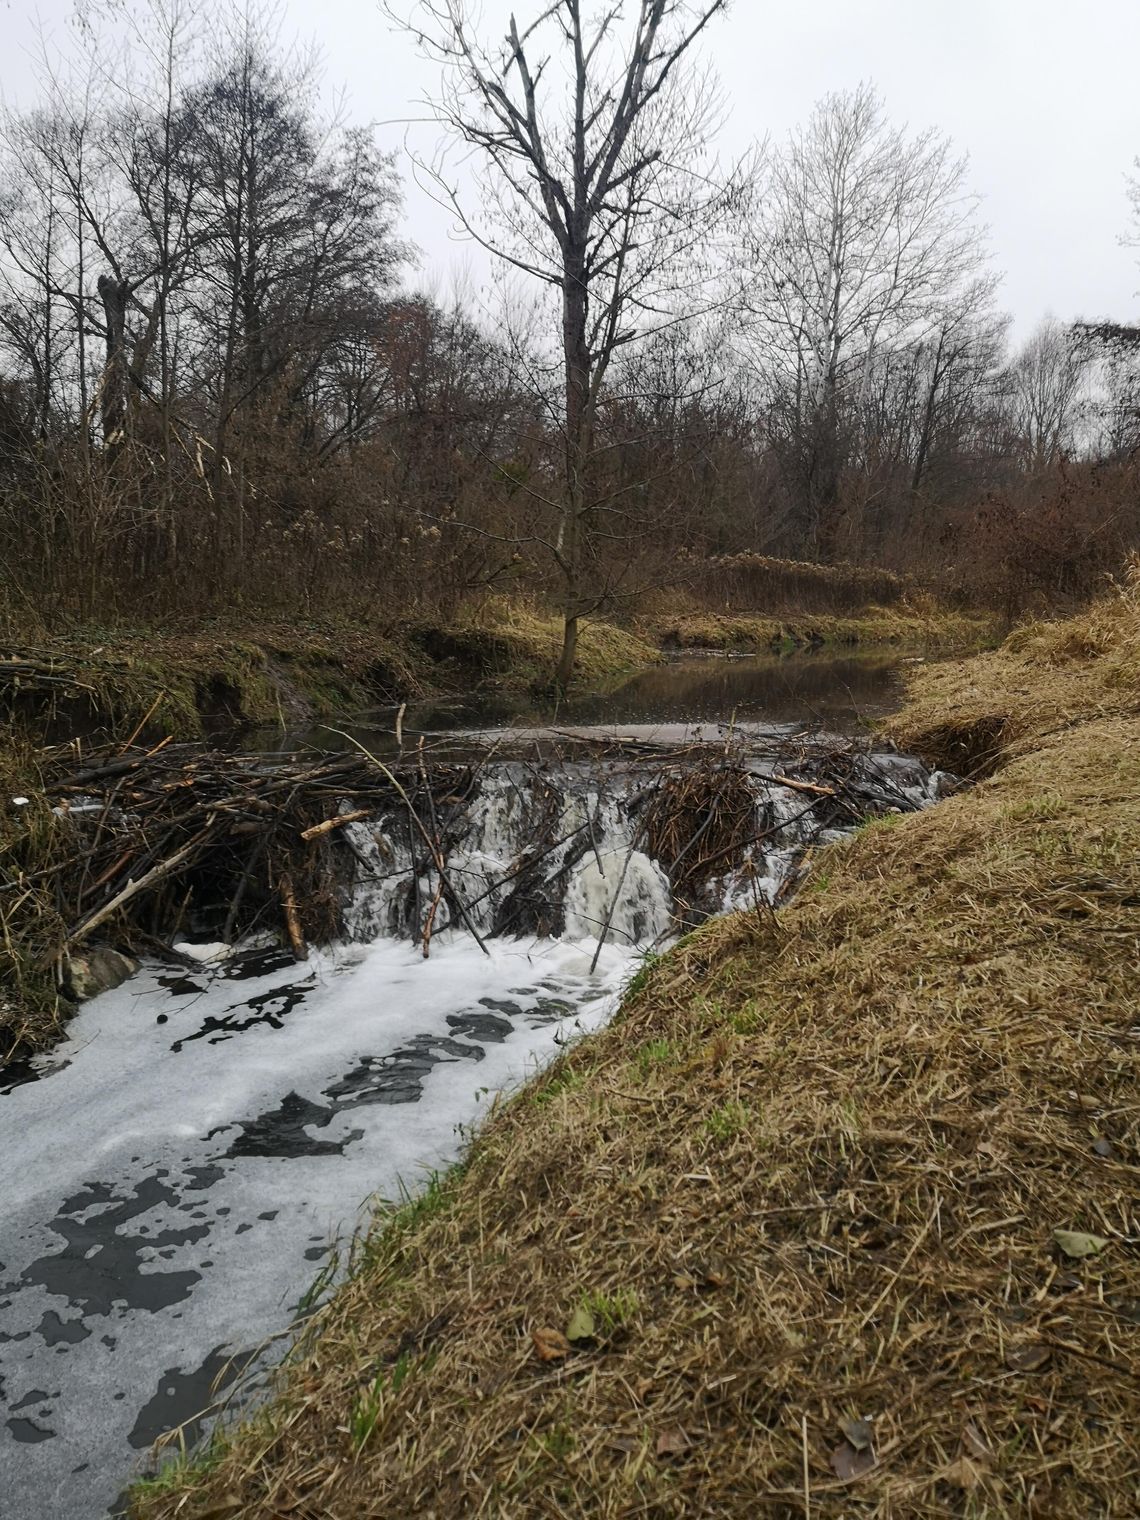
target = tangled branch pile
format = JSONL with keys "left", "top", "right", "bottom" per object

{"left": 0, "top": 742, "right": 472, "bottom": 1058}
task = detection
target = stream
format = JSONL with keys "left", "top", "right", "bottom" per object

{"left": 0, "top": 650, "right": 939, "bottom": 1519}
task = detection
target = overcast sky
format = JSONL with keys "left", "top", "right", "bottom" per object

{"left": 2, "top": 0, "right": 1138, "bottom": 337}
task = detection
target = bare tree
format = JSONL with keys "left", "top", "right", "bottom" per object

{"left": 392, "top": 0, "right": 741, "bottom": 686}
{"left": 1004, "top": 316, "right": 1089, "bottom": 471}
{"left": 742, "top": 82, "right": 992, "bottom": 553}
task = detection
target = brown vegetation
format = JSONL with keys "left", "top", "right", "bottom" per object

{"left": 1, "top": 7, "right": 1138, "bottom": 675}
{"left": 132, "top": 583, "right": 1140, "bottom": 1518}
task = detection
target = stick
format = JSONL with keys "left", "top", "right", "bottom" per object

{"left": 771, "top": 774, "right": 836, "bottom": 797}
{"left": 68, "top": 824, "right": 214, "bottom": 943}
{"left": 802, "top": 1414, "right": 811, "bottom": 1519}
{"left": 117, "top": 694, "right": 167, "bottom": 755}
{"left": 278, "top": 871, "right": 308, "bottom": 962}
{"left": 299, "top": 809, "right": 371, "bottom": 842}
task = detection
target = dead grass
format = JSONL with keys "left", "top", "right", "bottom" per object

{"left": 0, "top": 620, "right": 428, "bottom": 741}
{"left": 691, "top": 553, "right": 908, "bottom": 613}
{"left": 640, "top": 599, "right": 995, "bottom": 656}
{"left": 416, "top": 600, "right": 657, "bottom": 688}
{"left": 133, "top": 585, "right": 1140, "bottom": 1519}
{"left": 888, "top": 560, "right": 1140, "bottom": 778}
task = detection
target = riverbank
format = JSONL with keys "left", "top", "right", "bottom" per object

{"left": 0, "top": 611, "right": 656, "bottom": 743}
{"left": 1, "top": 601, "right": 992, "bottom": 743}
{"left": 640, "top": 600, "right": 995, "bottom": 655}
{"left": 133, "top": 581, "right": 1139, "bottom": 1518}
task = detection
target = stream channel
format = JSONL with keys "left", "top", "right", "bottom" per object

{"left": 0, "top": 649, "right": 941, "bottom": 1519}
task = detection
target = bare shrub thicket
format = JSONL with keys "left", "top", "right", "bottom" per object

{"left": 0, "top": 6, "right": 1138, "bottom": 643}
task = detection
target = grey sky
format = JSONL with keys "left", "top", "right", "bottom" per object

{"left": 3, "top": 0, "right": 1138, "bottom": 337}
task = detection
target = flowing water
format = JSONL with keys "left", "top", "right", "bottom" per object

{"left": 0, "top": 651, "right": 940, "bottom": 1519}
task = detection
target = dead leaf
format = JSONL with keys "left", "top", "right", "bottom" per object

{"left": 840, "top": 1417, "right": 874, "bottom": 1452}
{"left": 961, "top": 1420, "right": 991, "bottom": 1461}
{"left": 1005, "top": 1343, "right": 1051, "bottom": 1372}
{"left": 531, "top": 1327, "right": 570, "bottom": 1363}
{"left": 566, "top": 1304, "right": 596, "bottom": 1343}
{"left": 607, "top": 1435, "right": 641, "bottom": 1454}
{"left": 655, "top": 1427, "right": 692, "bottom": 1458}
{"left": 1053, "top": 1229, "right": 1109, "bottom": 1259}
{"left": 830, "top": 1441, "right": 876, "bottom": 1480}
{"left": 672, "top": 1260, "right": 728, "bottom": 1291}
{"left": 945, "top": 1455, "right": 984, "bottom": 1491}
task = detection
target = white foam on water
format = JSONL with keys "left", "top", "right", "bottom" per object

{"left": 0, "top": 745, "right": 943, "bottom": 1519}
{"left": 0, "top": 933, "right": 638, "bottom": 1519}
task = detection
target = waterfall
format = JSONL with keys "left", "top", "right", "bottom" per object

{"left": 338, "top": 750, "right": 945, "bottom": 951}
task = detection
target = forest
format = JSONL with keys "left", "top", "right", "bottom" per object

{"left": 1, "top": 0, "right": 1138, "bottom": 684}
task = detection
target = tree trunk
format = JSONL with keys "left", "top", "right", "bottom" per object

{"left": 97, "top": 273, "right": 129, "bottom": 459}
{"left": 555, "top": 613, "right": 579, "bottom": 691}
{"left": 558, "top": 255, "right": 591, "bottom": 691}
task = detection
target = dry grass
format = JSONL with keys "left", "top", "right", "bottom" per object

{"left": 416, "top": 601, "right": 657, "bottom": 689}
{"left": 639, "top": 599, "right": 995, "bottom": 656}
{"left": 889, "top": 562, "right": 1140, "bottom": 778}
{"left": 0, "top": 620, "right": 428, "bottom": 741}
{"left": 133, "top": 586, "right": 1140, "bottom": 1519}
{"left": 692, "top": 553, "right": 908, "bottom": 613}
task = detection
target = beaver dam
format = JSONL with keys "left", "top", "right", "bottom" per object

{"left": 0, "top": 724, "right": 946, "bottom": 1518}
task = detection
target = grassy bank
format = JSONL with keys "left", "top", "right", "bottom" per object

{"left": 640, "top": 599, "right": 997, "bottom": 655}
{"left": 0, "top": 610, "right": 657, "bottom": 744}
{"left": 0, "top": 598, "right": 984, "bottom": 749}
{"left": 132, "top": 584, "right": 1140, "bottom": 1518}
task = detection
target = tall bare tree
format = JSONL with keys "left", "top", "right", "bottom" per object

{"left": 742, "top": 82, "right": 992, "bottom": 553}
{"left": 1004, "top": 316, "right": 1089, "bottom": 471}
{"left": 394, "top": 0, "right": 741, "bottom": 686}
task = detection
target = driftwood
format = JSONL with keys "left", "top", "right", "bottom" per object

{"left": 277, "top": 871, "right": 308, "bottom": 962}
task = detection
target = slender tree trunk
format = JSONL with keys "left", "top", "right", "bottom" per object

{"left": 556, "top": 257, "right": 590, "bottom": 691}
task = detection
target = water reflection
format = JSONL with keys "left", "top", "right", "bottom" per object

{"left": 245, "top": 650, "right": 910, "bottom": 755}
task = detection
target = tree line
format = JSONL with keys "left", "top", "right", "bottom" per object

{"left": 1, "top": 0, "right": 1138, "bottom": 667}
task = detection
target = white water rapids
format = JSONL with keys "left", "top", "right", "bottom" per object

{"left": 0, "top": 743, "right": 943, "bottom": 1519}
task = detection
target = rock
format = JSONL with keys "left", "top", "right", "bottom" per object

{"left": 62, "top": 948, "right": 139, "bottom": 1002}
